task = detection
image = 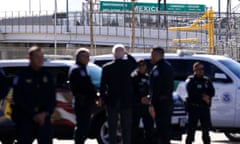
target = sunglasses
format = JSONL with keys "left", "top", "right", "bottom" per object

{"left": 138, "top": 63, "right": 146, "bottom": 67}
{"left": 196, "top": 67, "right": 204, "bottom": 71}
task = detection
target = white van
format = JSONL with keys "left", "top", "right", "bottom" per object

{"left": 91, "top": 50, "right": 240, "bottom": 141}
{"left": 0, "top": 58, "right": 106, "bottom": 144}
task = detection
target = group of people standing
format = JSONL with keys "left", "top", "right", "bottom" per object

{"left": 98, "top": 44, "right": 174, "bottom": 144}
{"left": 8, "top": 44, "right": 215, "bottom": 144}
{"left": 69, "top": 43, "right": 215, "bottom": 144}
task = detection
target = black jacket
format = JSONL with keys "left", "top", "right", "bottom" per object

{"left": 0, "top": 68, "right": 8, "bottom": 100}
{"left": 68, "top": 63, "right": 97, "bottom": 106}
{"left": 100, "top": 54, "right": 136, "bottom": 109}
{"left": 150, "top": 59, "right": 174, "bottom": 105}
{"left": 186, "top": 75, "right": 215, "bottom": 106}
{"left": 131, "top": 70, "right": 150, "bottom": 105}
{"left": 12, "top": 66, "right": 56, "bottom": 117}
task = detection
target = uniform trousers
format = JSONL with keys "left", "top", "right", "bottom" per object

{"left": 15, "top": 114, "right": 52, "bottom": 144}
{"left": 153, "top": 100, "right": 173, "bottom": 144}
{"left": 186, "top": 105, "right": 211, "bottom": 144}
{"left": 132, "top": 104, "right": 154, "bottom": 144}
{"left": 74, "top": 104, "right": 92, "bottom": 144}
{"left": 107, "top": 103, "right": 132, "bottom": 144}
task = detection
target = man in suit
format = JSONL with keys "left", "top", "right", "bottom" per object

{"left": 100, "top": 44, "right": 136, "bottom": 144}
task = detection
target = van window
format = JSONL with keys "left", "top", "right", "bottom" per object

{"left": 201, "top": 61, "right": 232, "bottom": 83}
{"left": 167, "top": 59, "right": 232, "bottom": 83}
{"left": 43, "top": 67, "right": 69, "bottom": 89}
{"left": 167, "top": 59, "right": 194, "bottom": 81}
{"left": 219, "top": 59, "right": 240, "bottom": 79}
{"left": 94, "top": 60, "right": 111, "bottom": 67}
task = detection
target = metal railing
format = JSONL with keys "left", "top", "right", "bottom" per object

{"left": 0, "top": 10, "right": 240, "bottom": 59}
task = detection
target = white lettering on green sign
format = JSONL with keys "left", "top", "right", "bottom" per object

{"left": 100, "top": 1, "right": 205, "bottom": 12}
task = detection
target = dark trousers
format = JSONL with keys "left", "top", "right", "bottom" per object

{"left": 15, "top": 115, "right": 53, "bottom": 144}
{"left": 186, "top": 105, "right": 211, "bottom": 144}
{"left": 107, "top": 104, "right": 132, "bottom": 144}
{"left": 74, "top": 104, "right": 92, "bottom": 144}
{"left": 132, "top": 104, "right": 154, "bottom": 144}
{"left": 153, "top": 101, "right": 173, "bottom": 144}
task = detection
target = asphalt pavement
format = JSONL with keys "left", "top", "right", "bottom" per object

{"left": 33, "top": 131, "right": 238, "bottom": 144}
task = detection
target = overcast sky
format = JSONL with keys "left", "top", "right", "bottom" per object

{"left": 0, "top": 0, "right": 239, "bottom": 12}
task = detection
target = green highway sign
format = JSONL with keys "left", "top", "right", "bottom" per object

{"left": 100, "top": 1, "right": 206, "bottom": 12}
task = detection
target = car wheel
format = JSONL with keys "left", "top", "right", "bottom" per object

{"left": 96, "top": 117, "right": 123, "bottom": 144}
{"left": 224, "top": 132, "right": 240, "bottom": 141}
{"left": 1, "top": 139, "right": 15, "bottom": 144}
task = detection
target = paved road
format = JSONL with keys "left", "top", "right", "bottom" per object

{"left": 35, "top": 131, "right": 238, "bottom": 144}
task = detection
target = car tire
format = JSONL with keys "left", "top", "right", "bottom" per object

{"left": 96, "top": 116, "right": 122, "bottom": 144}
{"left": 96, "top": 116, "right": 108, "bottom": 144}
{"left": 1, "top": 139, "right": 15, "bottom": 144}
{"left": 224, "top": 132, "right": 240, "bottom": 141}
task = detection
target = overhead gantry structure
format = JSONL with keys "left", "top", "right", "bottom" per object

{"left": 168, "top": 9, "right": 214, "bottom": 54}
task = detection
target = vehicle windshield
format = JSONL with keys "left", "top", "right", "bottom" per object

{"left": 219, "top": 59, "right": 240, "bottom": 79}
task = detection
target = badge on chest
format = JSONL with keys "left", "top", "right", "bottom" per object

{"left": 80, "top": 70, "right": 86, "bottom": 77}
{"left": 197, "top": 84, "right": 202, "bottom": 89}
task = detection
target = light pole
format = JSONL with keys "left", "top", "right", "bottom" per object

{"left": 29, "top": 0, "right": 31, "bottom": 14}
{"left": 89, "top": 0, "right": 94, "bottom": 51}
{"left": 54, "top": 0, "right": 57, "bottom": 56}
{"left": 131, "top": 0, "right": 135, "bottom": 51}
{"left": 158, "top": 0, "right": 161, "bottom": 26}
{"left": 39, "top": 0, "right": 41, "bottom": 14}
{"left": 66, "top": 0, "right": 70, "bottom": 32}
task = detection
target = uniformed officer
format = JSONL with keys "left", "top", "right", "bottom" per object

{"left": 12, "top": 46, "right": 56, "bottom": 144}
{"left": 0, "top": 68, "right": 8, "bottom": 99}
{"left": 131, "top": 59, "right": 154, "bottom": 144}
{"left": 185, "top": 61, "right": 215, "bottom": 144}
{"left": 149, "top": 46, "right": 174, "bottom": 144}
{"left": 68, "top": 48, "right": 97, "bottom": 144}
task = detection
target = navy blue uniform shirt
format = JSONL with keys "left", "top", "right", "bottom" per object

{"left": 186, "top": 75, "right": 215, "bottom": 106}
{"left": 150, "top": 59, "right": 174, "bottom": 105}
{"left": 68, "top": 63, "right": 97, "bottom": 106}
{"left": 12, "top": 66, "right": 56, "bottom": 117}
{"left": 131, "top": 70, "right": 150, "bottom": 105}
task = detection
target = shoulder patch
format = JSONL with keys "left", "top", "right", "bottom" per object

{"left": 13, "top": 76, "right": 19, "bottom": 85}
{"left": 43, "top": 76, "right": 48, "bottom": 83}
{"left": 80, "top": 70, "right": 87, "bottom": 77}
{"left": 152, "top": 69, "right": 159, "bottom": 77}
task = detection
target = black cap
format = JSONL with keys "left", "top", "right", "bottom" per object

{"left": 137, "top": 59, "right": 146, "bottom": 66}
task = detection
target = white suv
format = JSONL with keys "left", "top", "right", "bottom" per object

{"left": 91, "top": 50, "right": 240, "bottom": 142}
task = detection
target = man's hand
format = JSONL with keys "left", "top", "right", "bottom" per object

{"left": 148, "top": 105, "right": 155, "bottom": 118}
{"left": 96, "top": 97, "right": 102, "bottom": 107}
{"left": 202, "top": 94, "right": 210, "bottom": 105}
{"left": 141, "top": 96, "right": 150, "bottom": 105}
{"left": 33, "top": 112, "right": 48, "bottom": 126}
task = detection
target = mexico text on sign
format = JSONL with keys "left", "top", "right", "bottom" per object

{"left": 100, "top": 1, "right": 206, "bottom": 12}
